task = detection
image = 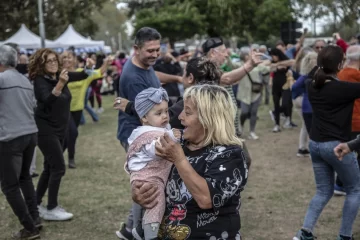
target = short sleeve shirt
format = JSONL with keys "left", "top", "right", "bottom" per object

{"left": 159, "top": 144, "right": 248, "bottom": 240}
{"left": 117, "top": 58, "right": 161, "bottom": 142}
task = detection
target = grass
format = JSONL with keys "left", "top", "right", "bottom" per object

{"left": 1, "top": 95, "right": 359, "bottom": 240}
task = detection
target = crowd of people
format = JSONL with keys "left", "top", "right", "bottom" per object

{"left": 1, "top": 25, "right": 360, "bottom": 240}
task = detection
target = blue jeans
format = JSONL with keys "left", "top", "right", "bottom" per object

{"left": 81, "top": 87, "right": 99, "bottom": 124}
{"left": 302, "top": 140, "right": 360, "bottom": 237}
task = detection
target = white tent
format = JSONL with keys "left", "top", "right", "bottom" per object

{"left": 53, "top": 25, "right": 104, "bottom": 48}
{"left": 2, "top": 24, "right": 56, "bottom": 49}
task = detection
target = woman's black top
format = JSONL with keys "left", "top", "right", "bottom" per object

{"left": 34, "top": 71, "right": 88, "bottom": 138}
{"left": 272, "top": 67, "right": 289, "bottom": 93}
{"left": 307, "top": 78, "right": 360, "bottom": 142}
{"left": 159, "top": 144, "right": 248, "bottom": 240}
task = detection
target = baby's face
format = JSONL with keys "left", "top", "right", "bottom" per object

{"left": 142, "top": 100, "right": 169, "bottom": 128}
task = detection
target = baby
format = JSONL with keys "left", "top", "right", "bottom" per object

{"left": 124, "top": 87, "right": 181, "bottom": 240}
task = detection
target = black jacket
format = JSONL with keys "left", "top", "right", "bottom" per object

{"left": 34, "top": 71, "right": 88, "bottom": 138}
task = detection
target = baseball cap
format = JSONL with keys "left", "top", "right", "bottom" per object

{"left": 202, "top": 37, "right": 224, "bottom": 54}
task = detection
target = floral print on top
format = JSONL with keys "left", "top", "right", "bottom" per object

{"left": 158, "top": 144, "right": 248, "bottom": 240}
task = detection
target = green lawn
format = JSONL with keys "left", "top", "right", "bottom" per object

{"left": 1, "top": 95, "right": 359, "bottom": 240}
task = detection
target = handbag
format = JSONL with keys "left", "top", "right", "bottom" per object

{"left": 246, "top": 71, "right": 263, "bottom": 93}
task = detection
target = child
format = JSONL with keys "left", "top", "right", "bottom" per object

{"left": 124, "top": 87, "right": 181, "bottom": 240}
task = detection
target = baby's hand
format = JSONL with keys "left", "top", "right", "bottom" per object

{"left": 172, "top": 129, "right": 182, "bottom": 141}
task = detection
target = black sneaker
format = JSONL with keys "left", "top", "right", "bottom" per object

{"left": 293, "top": 229, "right": 316, "bottom": 240}
{"left": 337, "top": 235, "right": 354, "bottom": 240}
{"left": 297, "top": 149, "right": 310, "bottom": 157}
{"left": 31, "top": 173, "right": 39, "bottom": 178}
{"left": 132, "top": 224, "right": 144, "bottom": 240}
{"left": 115, "top": 222, "right": 134, "bottom": 240}
{"left": 12, "top": 228, "right": 40, "bottom": 240}
{"left": 34, "top": 217, "right": 43, "bottom": 231}
{"left": 68, "top": 158, "right": 76, "bottom": 169}
{"left": 290, "top": 122, "right": 298, "bottom": 127}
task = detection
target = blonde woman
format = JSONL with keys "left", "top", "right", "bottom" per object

{"left": 291, "top": 47, "right": 315, "bottom": 157}
{"left": 292, "top": 52, "right": 318, "bottom": 145}
{"left": 132, "top": 84, "right": 248, "bottom": 240}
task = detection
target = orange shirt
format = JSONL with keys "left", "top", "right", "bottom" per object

{"left": 338, "top": 68, "right": 360, "bottom": 132}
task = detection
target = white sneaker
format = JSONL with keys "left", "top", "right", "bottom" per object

{"left": 41, "top": 206, "right": 73, "bottom": 221}
{"left": 272, "top": 125, "right": 281, "bottom": 133}
{"left": 239, "top": 125, "right": 244, "bottom": 134}
{"left": 283, "top": 117, "right": 292, "bottom": 129}
{"left": 38, "top": 205, "right": 46, "bottom": 217}
{"left": 97, "top": 107, "right": 104, "bottom": 114}
{"left": 248, "top": 132, "right": 259, "bottom": 140}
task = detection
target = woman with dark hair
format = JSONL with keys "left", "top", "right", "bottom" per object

{"left": 61, "top": 51, "right": 109, "bottom": 168}
{"left": 269, "top": 48, "right": 294, "bottom": 132}
{"left": 294, "top": 46, "right": 360, "bottom": 240}
{"left": 28, "top": 48, "right": 89, "bottom": 221}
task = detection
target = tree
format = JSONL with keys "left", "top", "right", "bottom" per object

{"left": 120, "top": 0, "right": 297, "bottom": 42}
{"left": 0, "top": 0, "right": 108, "bottom": 40}
{"left": 91, "top": 1, "right": 129, "bottom": 50}
{"left": 133, "top": 2, "right": 206, "bottom": 44}
{"left": 292, "top": 0, "right": 360, "bottom": 35}
{"left": 254, "top": 0, "right": 295, "bottom": 41}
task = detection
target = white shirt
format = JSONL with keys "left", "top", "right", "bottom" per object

{"left": 127, "top": 124, "right": 178, "bottom": 171}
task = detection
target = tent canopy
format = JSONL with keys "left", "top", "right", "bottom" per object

{"left": 53, "top": 25, "right": 104, "bottom": 48}
{"left": 2, "top": 24, "right": 55, "bottom": 49}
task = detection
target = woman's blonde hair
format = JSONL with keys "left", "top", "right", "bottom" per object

{"left": 300, "top": 51, "right": 318, "bottom": 76}
{"left": 183, "top": 84, "right": 243, "bottom": 147}
{"left": 294, "top": 46, "right": 314, "bottom": 73}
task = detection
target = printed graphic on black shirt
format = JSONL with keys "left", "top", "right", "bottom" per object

{"left": 158, "top": 145, "right": 247, "bottom": 240}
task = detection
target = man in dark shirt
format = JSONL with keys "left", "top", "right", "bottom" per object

{"left": 116, "top": 27, "right": 181, "bottom": 240}
{"left": 117, "top": 27, "right": 181, "bottom": 150}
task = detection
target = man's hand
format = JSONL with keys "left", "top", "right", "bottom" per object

{"left": 334, "top": 143, "right": 351, "bottom": 160}
{"left": 333, "top": 33, "right": 341, "bottom": 40}
{"left": 113, "top": 97, "right": 129, "bottom": 112}
{"left": 132, "top": 181, "right": 159, "bottom": 209}
{"left": 249, "top": 50, "right": 263, "bottom": 67}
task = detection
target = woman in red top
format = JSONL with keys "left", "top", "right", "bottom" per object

{"left": 335, "top": 45, "right": 360, "bottom": 195}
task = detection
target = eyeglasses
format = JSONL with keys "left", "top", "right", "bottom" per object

{"left": 46, "top": 59, "right": 58, "bottom": 64}
{"left": 315, "top": 46, "right": 324, "bottom": 50}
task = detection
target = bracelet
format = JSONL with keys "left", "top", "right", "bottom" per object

{"left": 52, "top": 88, "right": 61, "bottom": 96}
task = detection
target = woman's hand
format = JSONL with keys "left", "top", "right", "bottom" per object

{"left": 59, "top": 69, "right": 69, "bottom": 84}
{"left": 156, "top": 133, "right": 186, "bottom": 164}
{"left": 113, "top": 97, "right": 129, "bottom": 112}
{"left": 132, "top": 181, "right": 159, "bottom": 209}
{"left": 334, "top": 143, "right": 351, "bottom": 160}
{"left": 86, "top": 58, "right": 95, "bottom": 68}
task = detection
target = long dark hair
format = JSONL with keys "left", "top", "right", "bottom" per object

{"left": 313, "top": 45, "right": 344, "bottom": 88}
{"left": 269, "top": 48, "right": 289, "bottom": 63}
